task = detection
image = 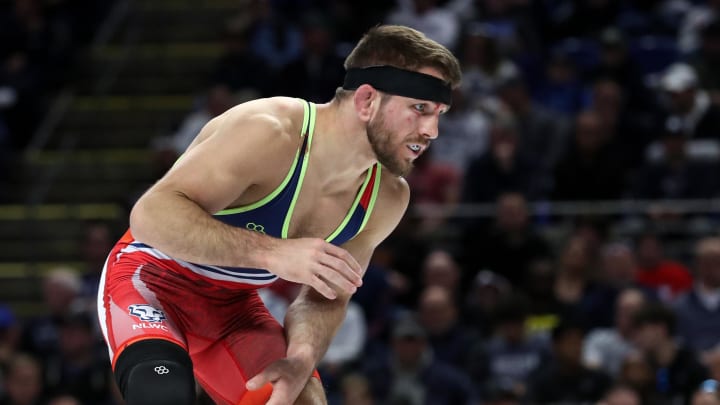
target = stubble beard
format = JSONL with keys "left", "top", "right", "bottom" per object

{"left": 367, "top": 112, "right": 413, "bottom": 177}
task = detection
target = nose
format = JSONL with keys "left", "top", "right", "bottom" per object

{"left": 420, "top": 114, "right": 440, "bottom": 140}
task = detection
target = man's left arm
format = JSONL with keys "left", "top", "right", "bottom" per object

{"left": 247, "top": 175, "right": 410, "bottom": 404}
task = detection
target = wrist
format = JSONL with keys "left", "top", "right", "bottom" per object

{"left": 287, "top": 343, "right": 317, "bottom": 370}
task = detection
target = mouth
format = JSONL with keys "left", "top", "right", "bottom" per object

{"left": 407, "top": 143, "right": 424, "bottom": 157}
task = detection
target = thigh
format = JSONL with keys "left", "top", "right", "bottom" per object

{"left": 188, "top": 290, "right": 288, "bottom": 405}
{"left": 98, "top": 251, "right": 188, "bottom": 368}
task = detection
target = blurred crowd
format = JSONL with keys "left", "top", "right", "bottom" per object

{"left": 3, "top": 0, "right": 720, "bottom": 404}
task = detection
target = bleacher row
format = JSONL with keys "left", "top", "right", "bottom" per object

{"left": 0, "top": 0, "right": 240, "bottom": 316}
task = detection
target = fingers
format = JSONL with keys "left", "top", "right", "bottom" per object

{"left": 317, "top": 256, "right": 360, "bottom": 293}
{"left": 246, "top": 370, "right": 273, "bottom": 391}
{"left": 265, "top": 381, "right": 292, "bottom": 405}
{"left": 322, "top": 244, "right": 363, "bottom": 284}
{"left": 309, "top": 275, "right": 337, "bottom": 300}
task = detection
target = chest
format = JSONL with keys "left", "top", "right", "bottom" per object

{"left": 285, "top": 177, "right": 364, "bottom": 240}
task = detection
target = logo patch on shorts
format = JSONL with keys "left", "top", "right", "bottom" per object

{"left": 128, "top": 304, "right": 166, "bottom": 323}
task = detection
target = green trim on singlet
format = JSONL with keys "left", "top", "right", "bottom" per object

{"left": 358, "top": 165, "right": 381, "bottom": 233}
{"left": 326, "top": 166, "right": 374, "bottom": 242}
{"left": 281, "top": 102, "right": 316, "bottom": 238}
{"left": 215, "top": 100, "right": 311, "bottom": 216}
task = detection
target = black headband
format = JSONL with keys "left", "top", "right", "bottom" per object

{"left": 342, "top": 65, "right": 452, "bottom": 105}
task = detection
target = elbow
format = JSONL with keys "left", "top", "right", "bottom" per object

{"left": 128, "top": 195, "right": 154, "bottom": 243}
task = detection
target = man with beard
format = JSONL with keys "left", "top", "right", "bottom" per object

{"left": 97, "top": 25, "right": 461, "bottom": 405}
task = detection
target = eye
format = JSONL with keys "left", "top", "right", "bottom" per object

{"left": 413, "top": 103, "right": 427, "bottom": 113}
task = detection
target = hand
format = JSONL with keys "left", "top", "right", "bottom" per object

{"left": 265, "top": 238, "right": 363, "bottom": 299}
{"left": 246, "top": 356, "right": 314, "bottom": 405}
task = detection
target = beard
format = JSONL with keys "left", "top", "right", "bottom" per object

{"left": 367, "top": 111, "right": 414, "bottom": 177}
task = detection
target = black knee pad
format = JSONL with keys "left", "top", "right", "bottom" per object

{"left": 114, "top": 339, "right": 196, "bottom": 405}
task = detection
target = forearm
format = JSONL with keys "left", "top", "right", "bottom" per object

{"left": 129, "top": 189, "right": 274, "bottom": 268}
{"left": 283, "top": 286, "right": 349, "bottom": 368}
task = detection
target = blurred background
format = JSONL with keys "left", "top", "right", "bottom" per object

{"left": 1, "top": 0, "right": 720, "bottom": 404}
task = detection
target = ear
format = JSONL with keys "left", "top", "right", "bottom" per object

{"left": 353, "top": 84, "right": 378, "bottom": 122}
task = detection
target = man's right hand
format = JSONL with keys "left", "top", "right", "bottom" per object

{"left": 264, "top": 238, "right": 363, "bottom": 299}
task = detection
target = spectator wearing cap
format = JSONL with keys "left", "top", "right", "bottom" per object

{"left": 362, "top": 314, "right": 477, "bottom": 405}
{"left": 632, "top": 116, "right": 720, "bottom": 199}
{"left": 675, "top": 237, "right": 720, "bottom": 355}
{"left": 659, "top": 62, "right": 720, "bottom": 142}
{"left": 20, "top": 267, "right": 85, "bottom": 359}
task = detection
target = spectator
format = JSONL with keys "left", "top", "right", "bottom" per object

{"left": 385, "top": 0, "right": 461, "bottom": 52}
{"left": 675, "top": 237, "right": 720, "bottom": 354}
{"left": 433, "top": 87, "right": 490, "bottom": 173}
{"left": 460, "top": 192, "right": 552, "bottom": 288}
{"left": 659, "top": 62, "right": 720, "bottom": 142}
{"left": 462, "top": 111, "right": 546, "bottom": 203}
{"left": 155, "top": 84, "right": 237, "bottom": 161}
{"left": 462, "top": 270, "right": 512, "bottom": 338}
{"left": 496, "top": 72, "right": 570, "bottom": 173}
{"left": 42, "top": 310, "right": 114, "bottom": 405}
{"left": 210, "top": 16, "right": 272, "bottom": 96}
{"left": 551, "top": 109, "right": 628, "bottom": 201}
{"left": 457, "top": 24, "right": 520, "bottom": 106}
{"left": 0, "top": 353, "right": 45, "bottom": 405}
{"left": 531, "top": 50, "right": 586, "bottom": 116}
{"left": 634, "top": 231, "right": 693, "bottom": 301}
{"left": 46, "top": 395, "right": 82, "bottom": 405}
{"left": 692, "top": 379, "right": 720, "bottom": 405}
{"left": 632, "top": 302, "right": 708, "bottom": 405}
{"left": 525, "top": 320, "right": 613, "bottom": 403}
{"left": 689, "top": 17, "right": 720, "bottom": 104}
{"left": 553, "top": 235, "right": 596, "bottom": 311}
{"left": 417, "top": 286, "right": 475, "bottom": 369}
{"left": 420, "top": 248, "right": 462, "bottom": 297}
{"left": 706, "top": 349, "right": 720, "bottom": 383}
{"left": 617, "top": 350, "right": 656, "bottom": 405}
{"left": 21, "top": 267, "right": 84, "bottom": 358}
{"left": 577, "top": 242, "right": 655, "bottom": 328}
{"left": 272, "top": 11, "right": 346, "bottom": 103}
{"left": 634, "top": 116, "right": 720, "bottom": 200}
{"left": 582, "top": 288, "right": 647, "bottom": 377}
{"left": 363, "top": 314, "right": 477, "bottom": 405}
{"left": 248, "top": 0, "right": 303, "bottom": 71}
{"left": 77, "top": 220, "right": 116, "bottom": 301}
{"left": 466, "top": 293, "right": 548, "bottom": 399}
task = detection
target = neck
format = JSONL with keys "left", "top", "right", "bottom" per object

{"left": 311, "top": 100, "right": 378, "bottom": 191}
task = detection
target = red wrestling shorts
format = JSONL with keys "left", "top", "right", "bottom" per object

{"left": 97, "top": 233, "right": 320, "bottom": 405}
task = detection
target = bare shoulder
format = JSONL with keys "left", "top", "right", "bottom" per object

{"left": 188, "top": 96, "right": 305, "bottom": 152}
{"left": 364, "top": 168, "right": 410, "bottom": 237}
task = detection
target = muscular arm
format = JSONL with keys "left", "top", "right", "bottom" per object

{"left": 283, "top": 176, "right": 410, "bottom": 370}
{"left": 129, "top": 101, "right": 294, "bottom": 268}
